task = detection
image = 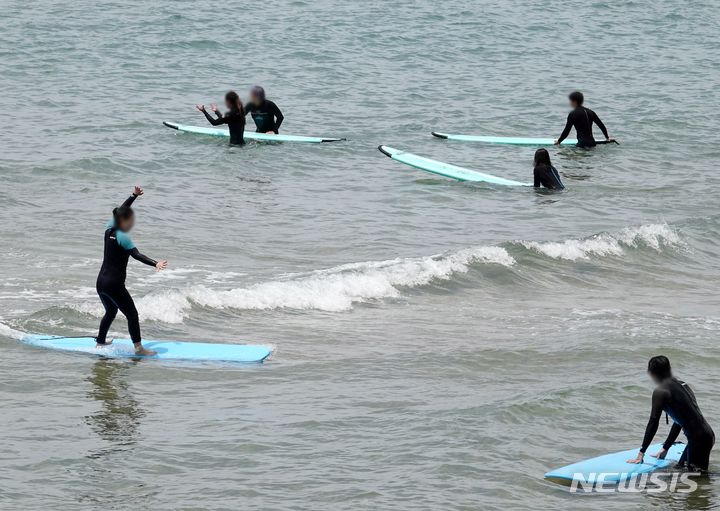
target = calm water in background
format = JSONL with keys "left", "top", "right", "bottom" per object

{"left": 1, "top": 0, "right": 720, "bottom": 509}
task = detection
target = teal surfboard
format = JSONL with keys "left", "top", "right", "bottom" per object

{"left": 432, "top": 132, "right": 579, "bottom": 146}
{"left": 545, "top": 442, "right": 685, "bottom": 483}
{"left": 164, "top": 121, "right": 345, "bottom": 143}
{"left": 378, "top": 145, "right": 532, "bottom": 186}
{"left": 22, "top": 334, "right": 273, "bottom": 363}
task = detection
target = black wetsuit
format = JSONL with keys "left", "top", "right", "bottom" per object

{"left": 534, "top": 164, "right": 565, "bottom": 190}
{"left": 245, "top": 100, "right": 284, "bottom": 133}
{"left": 640, "top": 377, "right": 715, "bottom": 471}
{"left": 203, "top": 108, "right": 246, "bottom": 145}
{"left": 557, "top": 106, "right": 609, "bottom": 148}
{"left": 96, "top": 194, "right": 157, "bottom": 345}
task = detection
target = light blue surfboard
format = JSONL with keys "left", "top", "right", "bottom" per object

{"left": 22, "top": 334, "right": 273, "bottom": 363}
{"left": 164, "top": 121, "right": 345, "bottom": 143}
{"left": 545, "top": 442, "right": 686, "bottom": 483}
{"left": 432, "top": 131, "right": 579, "bottom": 146}
{"left": 378, "top": 145, "right": 532, "bottom": 186}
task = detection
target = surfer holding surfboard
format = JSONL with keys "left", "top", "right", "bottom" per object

{"left": 95, "top": 186, "right": 168, "bottom": 356}
{"left": 627, "top": 356, "right": 715, "bottom": 471}
{"left": 244, "top": 86, "right": 284, "bottom": 135}
{"left": 554, "top": 91, "right": 616, "bottom": 148}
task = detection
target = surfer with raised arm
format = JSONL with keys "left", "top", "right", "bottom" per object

{"left": 627, "top": 356, "right": 715, "bottom": 471}
{"left": 554, "top": 91, "right": 615, "bottom": 148}
{"left": 196, "top": 91, "right": 246, "bottom": 145}
{"left": 96, "top": 186, "right": 168, "bottom": 356}
{"left": 245, "top": 86, "right": 284, "bottom": 134}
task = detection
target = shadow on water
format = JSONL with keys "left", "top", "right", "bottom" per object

{"left": 77, "top": 359, "right": 158, "bottom": 508}
{"left": 84, "top": 359, "right": 145, "bottom": 450}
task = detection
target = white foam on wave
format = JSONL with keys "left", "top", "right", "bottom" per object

{"left": 72, "top": 245, "right": 515, "bottom": 321}
{"left": 522, "top": 223, "right": 681, "bottom": 261}
{"left": 0, "top": 322, "right": 25, "bottom": 340}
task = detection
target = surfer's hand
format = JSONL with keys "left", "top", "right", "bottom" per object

{"left": 266, "top": 131, "right": 276, "bottom": 135}
{"left": 195, "top": 104, "right": 205, "bottom": 112}
{"left": 210, "top": 103, "right": 218, "bottom": 112}
{"left": 650, "top": 448, "right": 668, "bottom": 460}
{"left": 627, "top": 453, "right": 644, "bottom": 464}
{"left": 554, "top": 139, "right": 560, "bottom": 145}
{"left": 156, "top": 260, "right": 168, "bottom": 271}
{"left": 133, "top": 185, "right": 144, "bottom": 197}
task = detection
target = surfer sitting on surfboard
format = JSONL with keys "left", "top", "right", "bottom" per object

{"left": 533, "top": 149, "right": 564, "bottom": 190}
{"left": 96, "top": 186, "right": 168, "bottom": 356}
{"left": 245, "top": 86, "right": 284, "bottom": 134}
{"left": 554, "top": 91, "right": 615, "bottom": 148}
{"left": 196, "top": 91, "right": 246, "bottom": 145}
{"left": 627, "top": 356, "right": 715, "bottom": 471}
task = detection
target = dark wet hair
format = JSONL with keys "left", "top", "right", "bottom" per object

{"left": 113, "top": 205, "right": 134, "bottom": 224}
{"left": 648, "top": 356, "right": 672, "bottom": 379}
{"left": 225, "top": 90, "right": 244, "bottom": 115}
{"left": 251, "top": 85, "right": 266, "bottom": 101}
{"left": 534, "top": 148, "right": 552, "bottom": 167}
{"left": 569, "top": 91, "right": 584, "bottom": 106}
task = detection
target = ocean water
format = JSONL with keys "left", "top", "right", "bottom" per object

{"left": 1, "top": 0, "right": 720, "bottom": 509}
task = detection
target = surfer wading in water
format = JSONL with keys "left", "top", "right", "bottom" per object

{"left": 196, "top": 91, "right": 246, "bottom": 145}
{"left": 533, "top": 148, "right": 564, "bottom": 190}
{"left": 96, "top": 186, "right": 168, "bottom": 356}
{"left": 554, "top": 91, "right": 615, "bottom": 148}
{"left": 627, "top": 356, "right": 715, "bottom": 471}
{"left": 245, "top": 86, "right": 284, "bottom": 134}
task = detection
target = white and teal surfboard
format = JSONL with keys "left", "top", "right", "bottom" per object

{"left": 22, "top": 334, "right": 273, "bottom": 363}
{"left": 378, "top": 145, "right": 532, "bottom": 186}
{"left": 164, "top": 121, "right": 345, "bottom": 143}
{"left": 432, "top": 131, "right": 578, "bottom": 146}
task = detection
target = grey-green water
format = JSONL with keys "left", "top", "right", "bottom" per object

{"left": 2, "top": 1, "right": 720, "bottom": 509}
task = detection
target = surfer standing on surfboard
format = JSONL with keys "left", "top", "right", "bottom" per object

{"left": 554, "top": 91, "right": 615, "bottom": 148}
{"left": 196, "top": 91, "right": 247, "bottom": 145}
{"left": 627, "top": 356, "right": 715, "bottom": 471}
{"left": 95, "top": 186, "right": 168, "bottom": 356}
{"left": 244, "top": 86, "right": 284, "bottom": 134}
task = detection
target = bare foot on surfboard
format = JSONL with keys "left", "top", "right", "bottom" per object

{"left": 135, "top": 345, "right": 157, "bottom": 356}
{"left": 96, "top": 339, "right": 113, "bottom": 348}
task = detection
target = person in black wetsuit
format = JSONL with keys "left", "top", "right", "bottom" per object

{"left": 533, "top": 148, "right": 564, "bottom": 190}
{"left": 196, "top": 91, "right": 246, "bottom": 145}
{"left": 554, "top": 91, "right": 615, "bottom": 148}
{"left": 245, "top": 86, "right": 284, "bottom": 134}
{"left": 627, "top": 356, "right": 715, "bottom": 471}
{"left": 96, "top": 186, "right": 168, "bottom": 356}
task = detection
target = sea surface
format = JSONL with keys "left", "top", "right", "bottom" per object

{"left": 1, "top": 1, "right": 720, "bottom": 509}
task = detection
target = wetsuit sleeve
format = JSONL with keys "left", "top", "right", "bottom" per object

{"left": 120, "top": 194, "right": 138, "bottom": 209}
{"left": 640, "top": 388, "right": 668, "bottom": 453}
{"left": 557, "top": 113, "right": 573, "bottom": 143}
{"left": 591, "top": 110, "right": 609, "bottom": 139}
{"left": 663, "top": 423, "right": 682, "bottom": 450}
{"left": 203, "top": 109, "right": 226, "bottom": 126}
{"left": 533, "top": 167, "right": 541, "bottom": 188}
{"left": 128, "top": 248, "right": 158, "bottom": 268}
{"left": 270, "top": 101, "right": 284, "bottom": 131}
{"left": 214, "top": 110, "right": 223, "bottom": 119}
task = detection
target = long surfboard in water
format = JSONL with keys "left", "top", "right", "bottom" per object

{"left": 545, "top": 442, "right": 685, "bottom": 484}
{"left": 164, "top": 121, "right": 345, "bottom": 143}
{"left": 432, "top": 131, "right": 579, "bottom": 146}
{"left": 378, "top": 145, "right": 532, "bottom": 186}
{"left": 22, "top": 334, "right": 273, "bottom": 363}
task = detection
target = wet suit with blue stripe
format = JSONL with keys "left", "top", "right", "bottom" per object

{"left": 534, "top": 164, "right": 565, "bottom": 190}
{"left": 641, "top": 377, "right": 715, "bottom": 471}
{"left": 96, "top": 193, "right": 157, "bottom": 345}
